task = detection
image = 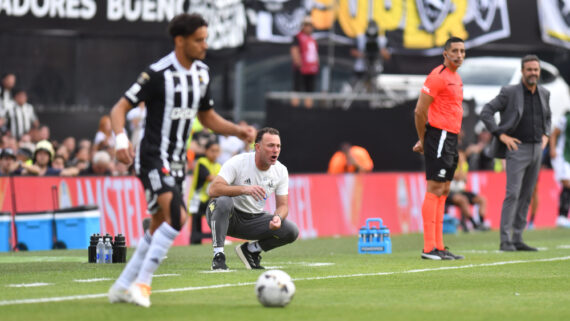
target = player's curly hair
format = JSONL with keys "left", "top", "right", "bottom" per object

{"left": 168, "top": 13, "right": 208, "bottom": 42}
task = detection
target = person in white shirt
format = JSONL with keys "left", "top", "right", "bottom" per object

{"left": 207, "top": 127, "right": 298, "bottom": 270}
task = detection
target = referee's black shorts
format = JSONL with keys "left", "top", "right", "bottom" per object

{"left": 423, "top": 124, "right": 458, "bottom": 182}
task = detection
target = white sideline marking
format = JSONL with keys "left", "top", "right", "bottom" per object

{"left": 556, "top": 245, "right": 570, "bottom": 249}
{"left": 7, "top": 283, "right": 52, "bottom": 288}
{"left": 74, "top": 278, "right": 113, "bottom": 283}
{"left": 1, "top": 256, "right": 569, "bottom": 306}
{"left": 154, "top": 274, "right": 180, "bottom": 278}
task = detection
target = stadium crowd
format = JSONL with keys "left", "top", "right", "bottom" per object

{"left": 0, "top": 72, "right": 255, "bottom": 178}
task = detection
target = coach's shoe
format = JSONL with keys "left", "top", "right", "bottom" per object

{"left": 235, "top": 242, "right": 265, "bottom": 269}
{"left": 500, "top": 241, "right": 516, "bottom": 252}
{"left": 421, "top": 248, "right": 442, "bottom": 260}
{"left": 438, "top": 247, "right": 465, "bottom": 260}
{"left": 212, "top": 252, "right": 228, "bottom": 270}
{"left": 129, "top": 283, "right": 151, "bottom": 308}
{"left": 513, "top": 241, "right": 538, "bottom": 252}
{"left": 108, "top": 286, "right": 132, "bottom": 304}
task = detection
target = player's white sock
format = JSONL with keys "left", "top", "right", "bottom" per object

{"left": 136, "top": 222, "right": 178, "bottom": 286}
{"left": 214, "top": 247, "right": 224, "bottom": 255}
{"left": 112, "top": 231, "right": 152, "bottom": 290}
{"left": 247, "top": 241, "right": 262, "bottom": 253}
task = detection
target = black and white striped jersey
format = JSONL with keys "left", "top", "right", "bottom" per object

{"left": 123, "top": 52, "right": 213, "bottom": 176}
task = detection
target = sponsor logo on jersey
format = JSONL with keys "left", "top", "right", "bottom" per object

{"left": 244, "top": 178, "right": 252, "bottom": 185}
{"left": 170, "top": 108, "right": 196, "bottom": 120}
{"left": 438, "top": 169, "right": 447, "bottom": 178}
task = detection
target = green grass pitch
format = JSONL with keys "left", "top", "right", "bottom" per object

{"left": 1, "top": 228, "right": 570, "bottom": 321}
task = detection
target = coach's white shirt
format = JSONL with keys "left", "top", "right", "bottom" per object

{"left": 217, "top": 152, "right": 288, "bottom": 214}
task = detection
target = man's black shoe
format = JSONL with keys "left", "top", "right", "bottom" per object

{"left": 438, "top": 247, "right": 465, "bottom": 260}
{"left": 211, "top": 252, "right": 228, "bottom": 270}
{"left": 500, "top": 241, "right": 516, "bottom": 251}
{"left": 235, "top": 242, "right": 264, "bottom": 269}
{"left": 514, "top": 242, "right": 538, "bottom": 251}
{"left": 421, "top": 248, "right": 443, "bottom": 260}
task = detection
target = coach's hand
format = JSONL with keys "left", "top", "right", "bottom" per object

{"left": 412, "top": 140, "right": 424, "bottom": 154}
{"left": 499, "top": 134, "right": 520, "bottom": 151}
{"left": 244, "top": 185, "right": 266, "bottom": 201}
{"left": 269, "top": 215, "right": 282, "bottom": 230}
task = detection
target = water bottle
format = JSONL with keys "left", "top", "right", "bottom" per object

{"left": 113, "top": 234, "right": 127, "bottom": 263}
{"left": 104, "top": 237, "right": 113, "bottom": 264}
{"left": 96, "top": 238, "right": 104, "bottom": 263}
{"left": 88, "top": 234, "right": 99, "bottom": 263}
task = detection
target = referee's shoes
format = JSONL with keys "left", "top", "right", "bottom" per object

{"left": 421, "top": 247, "right": 464, "bottom": 260}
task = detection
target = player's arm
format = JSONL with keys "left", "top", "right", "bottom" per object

{"left": 110, "top": 97, "right": 135, "bottom": 165}
{"left": 197, "top": 109, "right": 256, "bottom": 144}
{"left": 413, "top": 92, "right": 433, "bottom": 154}
{"left": 550, "top": 127, "right": 561, "bottom": 159}
{"left": 270, "top": 194, "right": 288, "bottom": 230}
{"left": 208, "top": 175, "right": 266, "bottom": 201}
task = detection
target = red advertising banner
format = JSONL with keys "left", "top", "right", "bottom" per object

{"left": 0, "top": 170, "right": 562, "bottom": 250}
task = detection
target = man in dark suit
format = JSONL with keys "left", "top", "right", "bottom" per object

{"left": 480, "top": 55, "right": 551, "bottom": 252}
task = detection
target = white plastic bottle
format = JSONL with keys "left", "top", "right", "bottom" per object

{"left": 104, "top": 237, "right": 113, "bottom": 264}
{"left": 96, "top": 238, "right": 104, "bottom": 264}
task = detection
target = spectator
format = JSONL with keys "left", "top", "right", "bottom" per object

{"left": 80, "top": 150, "right": 112, "bottom": 176}
{"left": 188, "top": 140, "right": 221, "bottom": 244}
{"left": 126, "top": 102, "right": 146, "bottom": 150}
{"left": 328, "top": 142, "right": 373, "bottom": 174}
{"left": 0, "top": 73, "right": 16, "bottom": 115}
{"left": 290, "top": 16, "right": 319, "bottom": 108}
{"left": 218, "top": 134, "right": 245, "bottom": 165}
{"left": 52, "top": 154, "right": 67, "bottom": 170}
{"left": 350, "top": 20, "right": 391, "bottom": 92}
{"left": 14, "top": 140, "right": 75, "bottom": 176}
{"left": 0, "top": 148, "right": 19, "bottom": 175}
{"left": 62, "top": 136, "right": 77, "bottom": 160}
{"left": 446, "top": 150, "right": 489, "bottom": 232}
{"left": 5, "top": 89, "right": 39, "bottom": 141}
{"left": 94, "top": 115, "right": 114, "bottom": 151}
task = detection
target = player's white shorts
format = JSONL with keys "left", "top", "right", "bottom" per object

{"left": 552, "top": 155, "right": 570, "bottom": 181}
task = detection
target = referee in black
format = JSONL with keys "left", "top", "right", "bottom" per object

{"left": 108, "top": 13, "right": 256, "bottom": 308}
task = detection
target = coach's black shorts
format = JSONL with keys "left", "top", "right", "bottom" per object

{"left": 137, "top": 158, "right": 186, "bottom": 215}
{"left": 423, "top": 124, "right": 458, "bottom": 182}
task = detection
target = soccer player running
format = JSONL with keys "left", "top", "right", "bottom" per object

{"left": 107, "top": 13, "right": 256, "bottom": 307}
{"left": 413, "top": 37, "right": 466, "bottom": 260}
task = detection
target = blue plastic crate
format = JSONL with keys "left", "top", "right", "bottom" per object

{"left": 0, "top": 212, "right": 11, "bottom": 252}
{"left": 54, "top": 206, "right": 101, "bottom": 250}
{"left": 14, "top": 212, "right": 53, "bottom": 251}
{"left": 358, "top": 218, "right": 392, "bottom": 254}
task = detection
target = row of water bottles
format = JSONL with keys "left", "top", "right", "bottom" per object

{"left": 96, "top": 235, "right": 113, "bottom": 264}
{"left": 89, "top": 233, "right": 127, "bottom": 263}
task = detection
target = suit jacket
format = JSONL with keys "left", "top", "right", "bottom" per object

{"left": 480, "top": 83, "right": 551, "bottom": 159}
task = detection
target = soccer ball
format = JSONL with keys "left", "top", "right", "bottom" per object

{"left": 255, "top": 270, "right": 296, "bottom": 307}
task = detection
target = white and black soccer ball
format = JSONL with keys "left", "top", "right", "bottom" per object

{"left": 255, "top": 269, "right": 295, "bottom": 307}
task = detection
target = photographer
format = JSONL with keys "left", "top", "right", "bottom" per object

{"left": 350, "top": 20, "right": 391, "bottom": 91}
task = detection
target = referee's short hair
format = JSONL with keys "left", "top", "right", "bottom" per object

{"left": 444, "top": 36, "right": 464, "bottom": 50}
{"left": 168, "top": 13, "right": 208, "bottom": 42}
{"left": 255, "top": 127, "right": 280, "bottom": 143}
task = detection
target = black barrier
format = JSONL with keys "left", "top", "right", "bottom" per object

{"left": 265, "top": 98, "right": 423, "bottom": 173}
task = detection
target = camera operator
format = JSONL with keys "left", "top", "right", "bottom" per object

{"left": 350, "top": 20, "right": 391, "bottom": 91}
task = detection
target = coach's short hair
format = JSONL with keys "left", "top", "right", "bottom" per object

{"left": 521, "top": 54, "right": 540, "bottom": 69}
{"left": 255, "top": 127, "right": 280, "bottom": 143}
{"left": 168, "top": 13, "right": 208, "bottom": 42}
{"left": 444, "top": 37, "right": 464, "bottom": 50}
